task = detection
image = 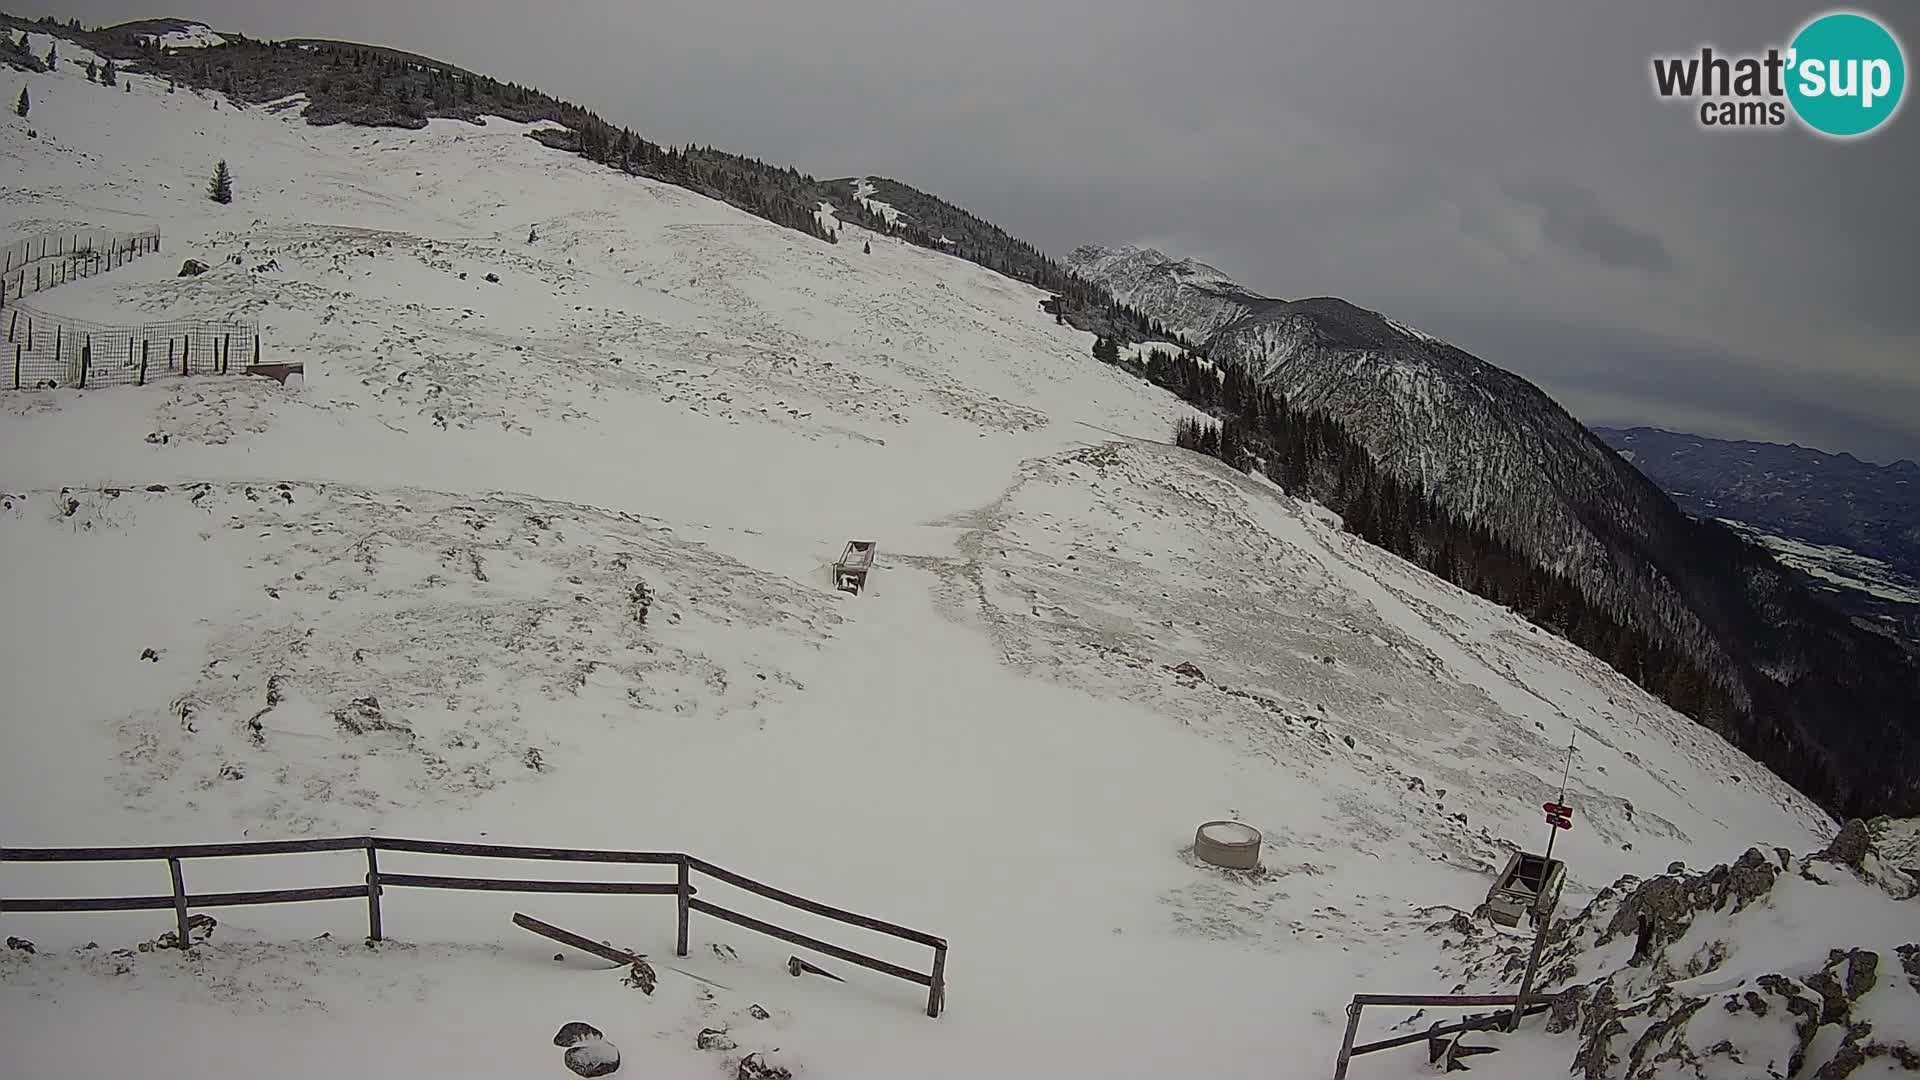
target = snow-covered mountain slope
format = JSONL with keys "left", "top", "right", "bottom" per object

{"left": 1066, "top": 243, "right": 1267, "bottom": 342}
{"left": 1064, "top": 244, "right": 1920, "bottom": 822}
{"left": 0, "top": 39, "right": 1842, "bottom": 1080}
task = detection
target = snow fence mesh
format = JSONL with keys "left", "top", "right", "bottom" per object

{"left": 4, "top": 302, "right": 262, "bottom": 390}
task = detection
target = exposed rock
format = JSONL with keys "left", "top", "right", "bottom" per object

{"left": 553, "top": 1022, "right": 603, "bottom": 1047}
{"left": 1816, "top": 819, "right": 1873, "bottom": 870}
{"left": 564, "top": 1038, "right": 620, "bottom": 1077}
{"left": 736, "top": 1053, "right": 793, "bottom": 1080}
{"left": 5, "top": 936, "right": 34, "bottom": 955}
{"left": 696, "top": 1027, "right": 737, "bottom": 1052}
{"left": 177, "top": 259, "right": 209, "bottom": 276}
{"left": 1169, "top": 661, "right": 1206, "bottom": 682}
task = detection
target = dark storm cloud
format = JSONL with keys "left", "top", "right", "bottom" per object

{"left": 1496, "top": 177, "right": 1674, "bottom": 273}
{"left": 25, "top": 0, "right": 1920, "bottom": 461}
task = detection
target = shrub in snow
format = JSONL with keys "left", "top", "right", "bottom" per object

{"left": 736, "top": 1052, "right": 793, "bottom": 1080}
{"left": 621, "top": 958, "right": 657, "bottom": 995}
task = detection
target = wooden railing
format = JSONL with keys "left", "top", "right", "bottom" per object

{"left": 1, "top": 836, "right": 947, "bottom": 1017}
{"left": 1330, "top": 992, "right": 1553, "bottom": 1078}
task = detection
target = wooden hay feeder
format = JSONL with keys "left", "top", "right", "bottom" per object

{"left": 1485, "top": 850, "right": 1566, "bottom": 929}
{"left": 834, "top": 540, "right": 877, "bottom": 595}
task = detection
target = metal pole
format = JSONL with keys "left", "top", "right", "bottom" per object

{"left": 1332, "top": 999, "right": 1363, "bottom": 1079}
{"left": 1507, "top": 876, "right": 1564, "bottom": 1032}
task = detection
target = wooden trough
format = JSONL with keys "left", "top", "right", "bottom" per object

{"left": 834, "top": 540, "right": 877, "bottom": 595}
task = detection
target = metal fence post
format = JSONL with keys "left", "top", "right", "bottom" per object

{"left": 365, "top": 841, "right": 384, "bottom": 941}
{"left": 166, "top": 857, "right": 192, "bottom": 951}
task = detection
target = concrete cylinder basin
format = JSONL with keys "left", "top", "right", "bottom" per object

{"left": 1194, "top": 820, "right": 1262, "bottom": 870}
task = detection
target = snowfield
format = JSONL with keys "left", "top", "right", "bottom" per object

{"left": 0, "top": 39, "right": 1856, "bottom": 1080}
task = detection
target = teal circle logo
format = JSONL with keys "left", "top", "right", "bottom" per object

{"left": 1787, "top": 11, "right": 1906, "bottom": 137}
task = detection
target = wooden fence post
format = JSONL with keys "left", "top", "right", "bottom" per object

{"left": 365, "top": 841, "right": 384, "bottom": 942}
{"left": 139, "top": 340, "right": 149, "bottom": 386}
{"left": 676, "top": 856, "right": 691, "bottom": 958}
{"left": 13, "top": 344, "right": 20, "bottom": 390}
{"left": 1332, "top": 1000, "right": 1363, "bottom": 1080}
{"left": 7, "top": 309, "right": 15, "bottom": 341}
{"left": 80, "top": 338, "right": 90, "bottom": 388}
{"left": 928, "top": 944, "right": 947, "bottom": 1018}
{"left": 223, "top": 333, "right": 231, "bottom": 374}
{"left": 253, "top": 334, "right": 260, "bottom": 367}
{"left": 166, "top": 857, "right": 192, "bottom": 952}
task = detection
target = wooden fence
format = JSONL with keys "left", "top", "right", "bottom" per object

{"left": 1330, "top": 992, "right": 1554, "bottom": 1078}
{"left": 1, "top": 836, "right": 948, "bottom": 1018}
{"left": 0, "top": 228, "right": 162, "bottom": 308}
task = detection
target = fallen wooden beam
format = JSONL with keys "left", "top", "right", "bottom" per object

{"left": 788, "top": 954, "right": 845, "bottom": 982}
{"left": 512, "top": 912, "right": 734, "bottom": 990}
{"left": 514, "top": 912, "right": 642, "bottom": 966}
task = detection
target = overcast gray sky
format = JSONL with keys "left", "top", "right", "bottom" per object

{"left": 25, "top": 1, "right": 1920, "bottom": 462}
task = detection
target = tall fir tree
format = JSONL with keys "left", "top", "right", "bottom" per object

{"left": 14, "top": 85, "right": 27, "bottom": 118}
{"left": 208, "top": 159, "right": 234, "bottom": 204}
{"left": 101, "top": 58, "right": 117, "bottom": 86}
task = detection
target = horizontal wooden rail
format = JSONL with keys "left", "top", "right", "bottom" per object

{"left": 688, "top": 897, "right": 931, "bottom": 987}
{"left": 0, "top": 836, "right": 368, "bottom": 861}
{"left": 378, "top": 873, "right": 684, "bottom": 896}
{"left": 1347, "top": 1001, "right": 1551, "bottom": 1057}
{"left": 374, "top": 838, "right": 681, "bottom": 864}
{"left": 2, "top": 836, "right": 946, "bottom": 1018}
{"left": 686, "top": 856, "right": 945, "bottom": 949}
{"left": 1333, "top": 991, "right": 1555, "bottom": 1078}
{"left": 3, "top": 893, "right": 180, "bottom": 913}
{"left": 1350, "top": 993, "right": 1524, "bottom": 1007}
{"left": 3, "top": 884, "right": 369, "bottom": 914}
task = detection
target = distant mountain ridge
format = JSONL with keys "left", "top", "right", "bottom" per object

{"left": 1067, "top": 243, "right": 1920, "bottom": 819}
{"left": 1595, "top": 426, "right": 1920, "bottom": 583}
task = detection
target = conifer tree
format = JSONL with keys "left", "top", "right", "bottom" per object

{"left": 208, "top": 159, "right": 234, "bottom": 204}
{"left": 14, "top": 85, "right": 27, "bottom": 118}
{"left": 85, "top": 58, "right": 97, "bottom": 81}
{"left": 101, "top": 58, "right": 116, "bottom": 86}
{"left": 45, "top": 42, "right": 56, "bottom": 70}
